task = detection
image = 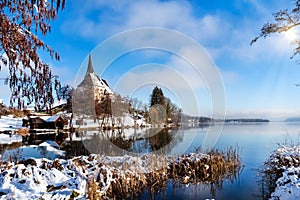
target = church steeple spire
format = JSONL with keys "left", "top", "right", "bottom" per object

{"left": 86, "top": 54, "right": 94, "bottom": 76}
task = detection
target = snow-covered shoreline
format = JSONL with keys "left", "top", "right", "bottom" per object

{"left": 0, "top": 151, "right": 241, "bottom": 199}
{"left": 0, "top": 114, "right": 243, "bottom": 199}
{"left": 263, "top": 145, "right": 300, "bottom": 199}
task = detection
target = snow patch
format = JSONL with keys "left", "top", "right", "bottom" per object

{"left": 2, "top": 143, "right": 64, "bottom": 161}
{"left": 268, "top": 145, "right": 300, "bottom": 199}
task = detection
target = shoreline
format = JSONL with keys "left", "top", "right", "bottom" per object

{"left": 260, "top": 145, "right": 300, "bottom": 199}
{"left": 0, "top": 149, "right": 242, "bottom": 199}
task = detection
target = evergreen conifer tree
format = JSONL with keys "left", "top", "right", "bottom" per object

{"left": 150, "top": 86, "right": 165, "bottom": 107}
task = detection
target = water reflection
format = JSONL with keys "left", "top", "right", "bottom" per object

{"left": 131, "top": 128, "right": 174, "bottom": 153}
{"left": 0, "top": 142, "right": 23, "bottom": 155}
{"left": 0, "top": 124, "right": 249, "bottom": 199}
{"left": 63, "top": 128, "right": 183, "bottom": 157}
{"left": 2, "top": 122, "right": 300, "bottom": 199}
{"left": 60, "top": 127, "right": 242, "bottom": 199}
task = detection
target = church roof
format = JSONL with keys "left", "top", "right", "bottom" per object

{"left": 86, "top": 54, "right": 94, "bottom": 75}
{"left": 77, "top": 54, "right": 113, "bottom": 94}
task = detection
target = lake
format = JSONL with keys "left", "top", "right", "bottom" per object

{"left": 133, "top": 122, "right": 300, "bottom": 199}
{"left": 2, "top": 122, "right": 300, "bottom": 199}
{"left": 61, "top": 122, "right": 300, "bottom": 199}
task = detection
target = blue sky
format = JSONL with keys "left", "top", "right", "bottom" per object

{"left": 1, "top": 0, "right": 300, "bottom": 120}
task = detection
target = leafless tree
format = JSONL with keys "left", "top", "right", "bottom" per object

{"left": 0, "top": 0, "right": 65, "bottom": 109}
{"left": 251, "top": 0, "right": 300, "bottom": 60}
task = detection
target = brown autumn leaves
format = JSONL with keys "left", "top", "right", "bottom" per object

{"left": 0, "top": 0, "right": 65, "bottom": 110}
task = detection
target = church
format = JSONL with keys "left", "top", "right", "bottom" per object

{"left": 76, "top": 55, "right": 113, "bottom": 102}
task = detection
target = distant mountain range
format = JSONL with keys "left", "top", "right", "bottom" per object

{"left": 196, "top": 116, "right": 270, "bottom": 123}
{"left": 285, "top": 117, "right": 300, "bottom": 122}
{"left": 224, "top": 118, "right": 269, "bottom": 123}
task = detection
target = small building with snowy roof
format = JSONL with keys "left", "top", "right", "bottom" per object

{"left": 45, "top": 115, "right": 67, "bottom": 129}
{"left": 28, "top": 116, "right": 46, "bottom": 129}
{"left": 26, "top": 115, "right": 67, "bottom": 130}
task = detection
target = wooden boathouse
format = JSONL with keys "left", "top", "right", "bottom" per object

{"left": 21, "top": 115, "right": 68, "bottom": 144}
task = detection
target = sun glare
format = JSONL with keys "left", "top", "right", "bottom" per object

{"left": 284, "top": 29, "right": 298, "bottom": 41}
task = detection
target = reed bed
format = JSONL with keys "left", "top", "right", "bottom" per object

{"left": 0, "top": 147, "right": 242, "bottom": 199}
{"left": 93, "top": 147, "right": 242, "bottom": 199}
{"left": 168, "top": 148, "right": 241, "bottom": 186}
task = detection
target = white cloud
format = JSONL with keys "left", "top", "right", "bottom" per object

{"left": 114, "top": 63, "right": 196, "bottom": 93}
{"left": 229, "top": 35, "right": 292, "bottom": 64}
{"left": 161, "top": 45, "right": 225, "bottom": 95}
{"left": 61, "top": 0, "right": 294, "bottom": 65}
{"left": 220, "top": 69, "right": 241, "bottom": 85}
{"left": 242, "top": 0, "right": 269, "bottom": 15}
{"left": 61, "top": 0, "right": 300, "bottom": 117}
{"left": 61, "top": 0, "right": 229, "bottom": 44}
{"left": 51, "top": 64, "right": 77, "bottom": 86}
{"left": 166, "top": 55, "right": 206, "bottom": 89}
{"left": 113, "top": 63, "right": 201, "bottom": 115}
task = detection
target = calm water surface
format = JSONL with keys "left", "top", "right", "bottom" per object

{"left": 138, "top": 122, "right": 300, "bottom": 200}
{"left": 3, "top": 122, "right": 300, "bottom": 199}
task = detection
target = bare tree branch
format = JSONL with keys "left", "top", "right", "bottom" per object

{"left": 251, "top": 0, "right": 300, "bottom": 60}
{"left": 0, "top": 0, "right": 65, "bottom": 110}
